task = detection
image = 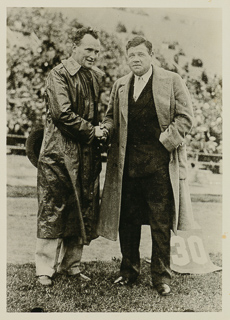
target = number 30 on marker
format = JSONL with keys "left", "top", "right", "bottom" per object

{"left": 171, "top": 234, "right": 208, "bottom": 266}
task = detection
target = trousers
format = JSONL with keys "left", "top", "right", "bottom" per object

{"left": 119, "top": 165, "right": 173, "bottom": 285}
{"left": 35, "top": 237, "right": 83, "bottom": 277}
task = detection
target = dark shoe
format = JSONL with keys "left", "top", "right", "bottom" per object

{"left": 114, "top": 276, "right": 136, "bottom": 286}
{"left": 57, "top": 269, "right": 68, "bottom": 276}
{"left": 37, "top": 275, "right": 53, "bottom": 286}
{"left": 155, "top": 283, "right": 171, "bottom": 296}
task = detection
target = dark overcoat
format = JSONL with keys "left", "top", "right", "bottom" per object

{"left": 37, "top": 57, "right": 104, "bottom": 244}
{"left": 97, "top": 65, "right": 195, "bottom": 241}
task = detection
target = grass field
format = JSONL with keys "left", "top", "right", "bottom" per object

{"left": 7, "top": 198, "right": 222, "bottom": 313}
{"left": 6, "top": 155, "right": 223, "bottom": 312}
{"left": 7, "top": 255, "right": 222, "bottom": 313}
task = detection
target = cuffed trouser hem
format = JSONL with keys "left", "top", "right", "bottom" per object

{"left": 35, "top": 237, "right": 83, "bottom": 278}
{"left": 66, "top": 267, "right": 81, "bottom": 276}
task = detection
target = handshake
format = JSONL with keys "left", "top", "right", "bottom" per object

{"left": 94, "top": 125, "right": 109, "bottom": 142}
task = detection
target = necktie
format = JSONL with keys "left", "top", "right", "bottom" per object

{"left": 133, "top": 76, "right": 145, "bottom": 101}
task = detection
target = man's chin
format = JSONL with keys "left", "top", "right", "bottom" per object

{"left": 132, "top": 69, "right": 143, "bottom": 76}
{"left": 130, "top": 66, "right": 142, "bottom": 74}
{"left": 85, "top": 62, "right": 94, "bottom": 69}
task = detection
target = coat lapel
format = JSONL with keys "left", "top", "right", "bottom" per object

{"left": 120, "top": 72, "right": 133, "bottom": 124}
{"left": 152, "top": 65, "right": 172, "bottom": 128}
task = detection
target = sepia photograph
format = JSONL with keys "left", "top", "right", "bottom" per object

{"left": 3, "top": 0, "right": 230, "bottom": 317}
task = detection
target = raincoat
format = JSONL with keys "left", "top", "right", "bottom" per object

{"left": 37, "top": 57, "right": 104, "bottom": 244}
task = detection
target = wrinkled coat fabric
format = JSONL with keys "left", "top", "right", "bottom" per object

{"left": 97, "top": 65, "right": 195, "bottom": 241}
{"left": 37, "top": 57, "right": 103, "bottom": 244}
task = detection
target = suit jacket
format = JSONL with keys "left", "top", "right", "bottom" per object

{"left": 97, "top": 64, "right": 195, "bottom": 240}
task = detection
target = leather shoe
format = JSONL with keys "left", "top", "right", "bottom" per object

{"left": 114, "top": 276, "right": 136, "bottom": 286}
{"left": 79, "top": 273, "right": 91, "bottom": 281}
{"left": 37, "top": 275, "right": 53, "bottom": 286}
{"left": 155, "top": 283, "right": 171, "bottom": 296}
{"left": 58, "top": 269, "right": 91, "bottom": 281}
{"left": 70, "top": 273, "right": 91, "bottom": 281}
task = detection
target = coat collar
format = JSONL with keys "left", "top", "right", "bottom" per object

{"left": 61, "top": 56, "right": 81, "bottom": 76}
{"left": 121, "top": 64, "right": 170, "bottom": 84}
{"left": 61, "top": 56, "right": 104, "bottom": 77}
{"left": 119, "top": 64, "right": 170, "bottom": 86}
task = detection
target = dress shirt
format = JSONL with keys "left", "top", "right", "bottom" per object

{"left": 133, "top": 66, "right": 153, "bottom": 101}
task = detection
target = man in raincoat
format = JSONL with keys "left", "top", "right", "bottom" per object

{"left": 97, "top": 36, "right": 195, "bottom": 295}
{"left": 36, "top": 27, "right": 106, "bottom": 286}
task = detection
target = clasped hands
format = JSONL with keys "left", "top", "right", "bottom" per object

{"left": 94, "top": 125, "right": 108, "bottom": 142}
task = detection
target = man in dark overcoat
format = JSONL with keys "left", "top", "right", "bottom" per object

{"left": 97, "top": 36, "right": 195, "bottom": 295}
{"left": 35, "top": 27, "right": 106, "bottom": 286}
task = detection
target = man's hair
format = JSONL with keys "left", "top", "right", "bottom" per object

{"left": 126, "top": 36, "right": 152, "bottom": 55}
{"left": 72, "top": 27, "right": 99, "bottom": 46}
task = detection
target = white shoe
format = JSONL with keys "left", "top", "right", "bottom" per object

{"left": 67, "top": 271, "right": 91, "bottom": 281}
{"left": 79, "top": 273, "right": 91, "bottom": 281}
{"left": 38, "top": 275, "right": 52, "bottom": 286}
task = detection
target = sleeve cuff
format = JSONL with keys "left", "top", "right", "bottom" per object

{"left": 159, "top": 131, "right": 176, "bottom": 152}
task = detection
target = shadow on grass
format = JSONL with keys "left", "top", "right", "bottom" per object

{"left": 7, "top": 255, "right": 222, "bottom": 313}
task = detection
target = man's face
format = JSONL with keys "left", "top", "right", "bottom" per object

{"left": 72, "top": 34, "right": 100, "bottom": 69}
{"left": 127, "top": 43, "right": 152, "bottom": 76}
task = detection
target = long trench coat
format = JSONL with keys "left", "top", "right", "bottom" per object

{"left": 97, "top": 65, "right": 195, "bottom": 241}
{"left": 37, "top": 57, "right": 104, "bottom": 244}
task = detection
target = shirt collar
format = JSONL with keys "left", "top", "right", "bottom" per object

{"left": 134, "top": 66, "right": 152, "bottom": 83}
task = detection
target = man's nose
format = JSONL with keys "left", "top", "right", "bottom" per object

{"left": 89, "top": 51, "right": 98, "bottom": 60}
{"left": 133, "top": 55, "right": 140, "bottom": 62}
